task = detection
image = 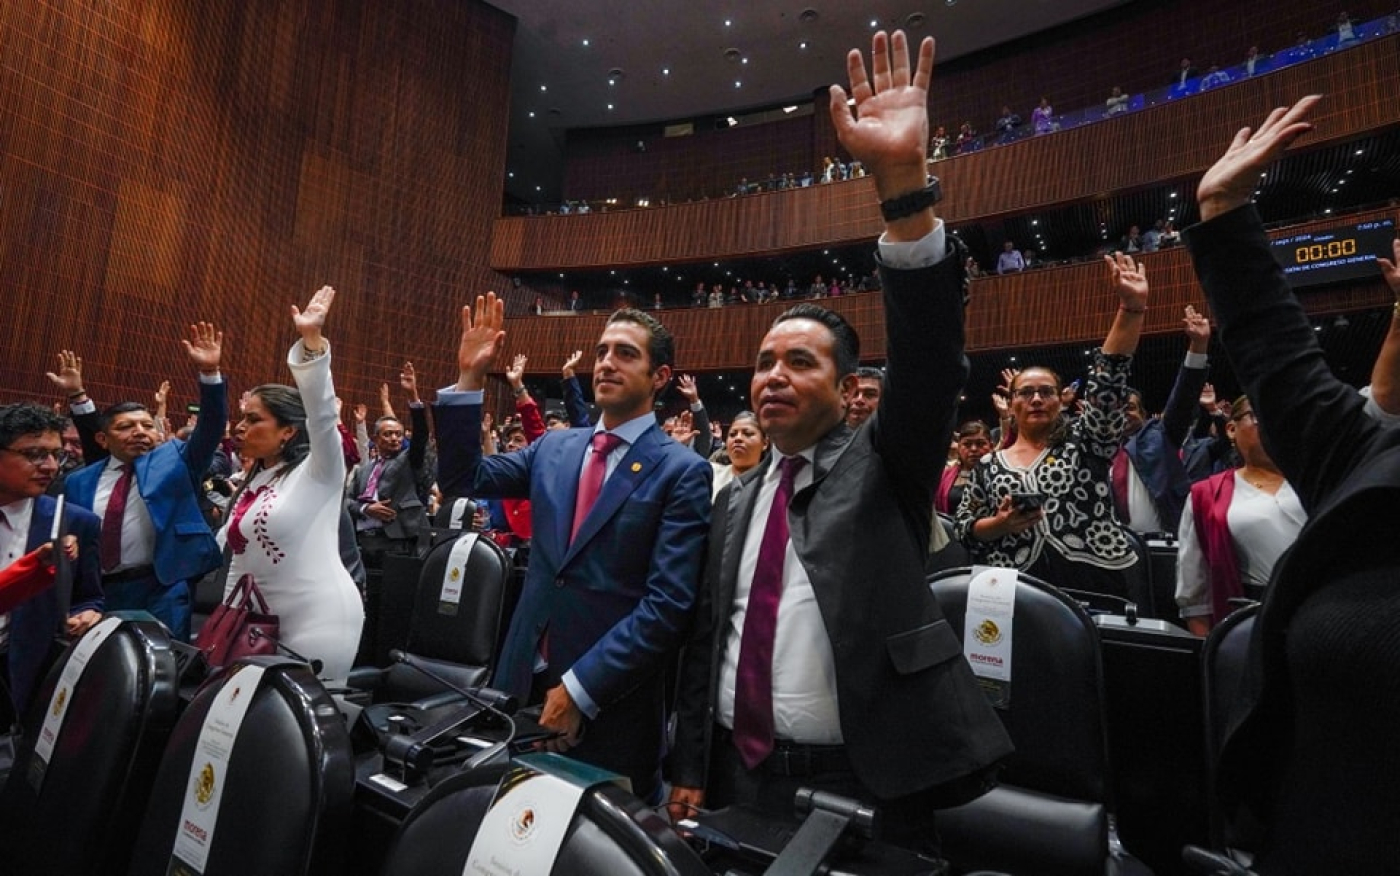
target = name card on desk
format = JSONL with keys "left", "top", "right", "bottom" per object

{"left": 963, "top": 566, "right": 1017, "bottom": 708}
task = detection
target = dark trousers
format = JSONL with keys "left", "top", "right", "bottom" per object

{"left": 103, "top": 572, "right": 191, "bottom": 642}
{"left": 707, "top": 725, "right": 943, "bottom": 858}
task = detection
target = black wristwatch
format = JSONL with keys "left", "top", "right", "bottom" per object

{"left": 879, "top": 177, "right": 942, "bottom": 222}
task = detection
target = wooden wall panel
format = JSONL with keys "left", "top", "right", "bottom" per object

{"left": 0, "top": 0, "right": 515, "bottom": 416}
{"left": 493, "top": 37, "right": 1400, "bottom": 272}
{"left": 496, "top": 207, "right": 1395, "bottom": 378}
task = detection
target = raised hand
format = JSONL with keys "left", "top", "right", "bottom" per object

{"left": 400, "top": 361, "right": 420, "bottom": 401}
{"left": 676, "top": 373, "right": 700, "bottom": 405}
{"left": 456, "top": 292, "right": 505, "bottom": 392}
{"left": 1377, "top": 238, "right": 1400, "bottom": 297}
{"left": 1182, "top": 305, "right": 1211, "bottom": 352}
{"left": 561, "top": 349, "right": 583, "bottom": 380}
{"left": 352, "top": 403, "right": 367, "bottom": 424}
{"left": 45, "top": 350, "right": 85, "bottom": 398}
{"left": 1199, "top": 382, "right": 1218, "bottom": 411}
{"left": 153, "top": 379, "right": 171, "bottom": 411}
{"left": 182, "top": 322, "right": 224, "bottom": 374}
{"left": 506, "top": 353, "right": 527, "bottom": 389}
{"left": 291, "top": 286, "right": 335, "bottom": 351}
{"left": 829, "top": 30, "right": 935, "bottom": 200}
{"left": 1105, "top": 252, "right": 1149, "bottom": 311}
{"left": 1198, "top": 95, "right": 1320, "bottom": 222}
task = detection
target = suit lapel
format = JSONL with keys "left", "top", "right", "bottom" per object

{"left": 562, "top": 426, "right": 662, "bottom": 565}
{"left": 718, "top": 458, "right": 765, "bottom": 616}
{"left": 550, "top": 429, "right": 592, "bottom": 557}
{"left": 25, "top": 495, "right": 54, "bottom": 553}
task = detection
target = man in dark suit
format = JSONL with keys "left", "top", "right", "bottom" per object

{"left": 0, "top": 404, "right": 103, "bottom": 727}
{"left": 437, "top": 298, "right": 711, "bottom": 803}
{"left": 346, "top": 364, "right": 431, "bottom": 567}
{"left": 1114, "top": 306, "right": 1212, "bottom": 534}
{"left": 55, "top": 323, "right": 226, "bottom": 642}
{"left": 668, "top": 30, "right": 1012, "bottom": 852}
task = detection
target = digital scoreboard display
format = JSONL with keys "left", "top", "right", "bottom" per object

{"left": 1271, "top": 218, "right": 1396, "bottom": 288}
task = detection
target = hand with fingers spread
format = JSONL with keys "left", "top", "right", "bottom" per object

{"left": 1199, "top": 381, "right": 1218, "bottom": 412}
{"left": 45, "top": 350, "right": 86, "bottom": 400}
{"left": 506, "top": 353, "right": 528, "bottom": 392}
{"left": 829, "top": 29, "right": 935, "bottom": 202}
{"left": 561, "top": 349, "right": 583, "bottom": 380}
{"left": 456, "top": 292, "right": 505, "bottom": 392}
{"left": 291, "top": 285, "right": 335, "bottom": 353}
{"left": 1197, "top": 95, "right": 1320, "bottom": 222}
{"left": 153, "top": 380, "right": 172, "bottom": 415}
{"left": 1106, "top": 251, "right": 1149, "bottom": 312}
{"left": 1377, "top": 239, "right": 1400, "bottom": 299}
{"left": 183, "top": 322, "right": 225, "bottom": 374}
{"left": 676, "top": 373, "right": 701, "bottom": 406}
{"left": 1183, "top": 305, "right": 1212, "bottom": 353}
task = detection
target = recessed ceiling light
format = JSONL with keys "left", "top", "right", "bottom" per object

{"left": 607, "top": 103, "right": 614, "bottom": 110}
{"left": 582, "top": 38, "right": 589, "bottom": 47}
{"left": 724, "top": 18, "right": 732, "bottom": 26}
{"left": 1356, "top": 149, "right": 1364, "bottom": 155}
{"left": 1169, "top": 192, "right": 1178, "bottom": 198}
{"left": 508, "top": 172, "right": 514, "bottom": 177}
{"left": 869, "top": 19, "right": 878, "bottom": 27}
{"left": 741, "top": 57, "right": 748, "bottom": 65}
{"left": 662, "top": 67, "right": 670, "bottom": 75}
{"left": 540, "top": 85, "right": 547, "bottom": 92}
{"left": 734, "top": 80, "right": 741, "bottom": 88}
{"left": 800, "top": 41, "right": 808, "bottom": 49}
{"left": 536, "top": 186, "right": 542, "bottom": 191}
{"left": 783, "top": 105, "right": 798, "bottom": 113}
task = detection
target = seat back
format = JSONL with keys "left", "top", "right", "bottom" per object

{"left": 1120, "top": 527, "right": 1155, "bottom": 616}
{"left": 925, "top": 512, "right": 969, "bottom": 574}
{"left": 1200, "top": 603, "right": 1258, "bottom": 848}
{"left": 1142, "top": 531, "right": 1181, "bottom": 622}
{"left": 405, "top": 531, "right": 514, "bottom": 676}
{"left": 128, "top": 657, "right": 355, "bottom": 876}
{"left": 0, "top": 617, "right": 180, "bottom": 876}
{"left": 927, "top": 567, "right": 1113, "bottom": 876}
{"left": 379, "top": 762, "right": 711, "bottom": 876}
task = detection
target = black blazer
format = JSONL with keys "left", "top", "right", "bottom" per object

{"left": 672, "top": 240, "right": 1013, "bottom": 801}
{"left": 1187, "top": 205, "right": 1400, "bottom": 844}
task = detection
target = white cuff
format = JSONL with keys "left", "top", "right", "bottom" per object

{"left": 876, "top": 219, "right": 947, "bottom": 270}
{"left": 561, "top": 670, "right": 599, "bottom": 719}
{"left": 436, "top": 387, "right": 484, "bottom": 405}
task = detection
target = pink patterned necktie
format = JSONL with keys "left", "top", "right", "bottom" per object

{"left": 731, "top": 455, "right": 807, "bottom": 769}
{"left": 570, "top": 432, "right": 623, "bottom": 545}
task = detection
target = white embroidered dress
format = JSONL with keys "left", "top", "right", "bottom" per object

{"left": 221, "top": 340, "right": 364, "bottom": 684}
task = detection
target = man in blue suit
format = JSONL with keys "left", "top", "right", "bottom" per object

{"left": 437, "top": 300, "right": 711, "bottom": 802}
{"left": 0, "top": 404, "right": 103, "bottom": 726}
{"left": 1115, "top": 306, "right": 1212, "bottom": 535}
{"left": 56, "top": 324, "right": 226, "bottom": 642}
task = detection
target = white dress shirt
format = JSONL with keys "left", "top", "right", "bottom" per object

{"left": 94, "top": 457, "right": 155, "bottom": 571}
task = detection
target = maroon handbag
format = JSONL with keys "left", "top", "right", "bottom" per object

{"left": 199, "top": 574, "right": 279, "bottom": 668}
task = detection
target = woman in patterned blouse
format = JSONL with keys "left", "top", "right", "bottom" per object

{"left": 954, "top": 253, "right": 1148, "bottom": 596}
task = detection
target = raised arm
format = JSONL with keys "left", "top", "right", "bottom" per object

{"left": 1101, "top": 251, "right": 1148, "bottom": 356}
{"left": 1369, "top": 240, "right": 1400, "bottom": 418}
{"left": 1160, "top": 306, "right": 1213, "bottom": 447}
{"left": 180, "top": 322, "right": 229, "bottom": 483}
{"left": 47, "top": 350, "right": 106, "bottom": 465}
{"left": 675, "top": 374, "right": 712, "bottom": 457}
{"left": 286, "top": 286, "right": 346, "bottom": 486}
{"left": 561, "top": 349, "right": 592, "bottom": 428}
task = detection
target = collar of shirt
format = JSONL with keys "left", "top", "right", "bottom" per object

{"left": 592, "top": 410, "right": 657, "bottom": 449}
{"left": 763, "top": 447, "right": 817, "bottom": 493}
{"left": 0, "top": 497, "right": 35, "bottom": 562}
{"left": 105, "top": 456, "right": 128, "bottom": 474}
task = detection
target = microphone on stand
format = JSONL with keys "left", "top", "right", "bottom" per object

{"left": 385, "top": 650, "right": 519, "bottom": 772}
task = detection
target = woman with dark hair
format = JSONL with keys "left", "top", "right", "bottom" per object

{"left": 1174, "top": 395, "right": 1305, "bottom": 635}
{"left": 710, "top": 411, "right": 767, "bottom": 499}
{"left": 954, "top": 253, "right": 1146, "bottom": 595}
{"left": 221, "top": 286, "right": 364, "bottom": 683}
{"left": 935, "top": 420, "right": 991, "bottom": 515}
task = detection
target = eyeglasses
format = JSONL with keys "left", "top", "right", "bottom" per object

{"left": 1012, "top": 386, "right": 1058, "bottom": 401}
{"left": 1232, "top": 411, "right": 1259, "bottom": 425}
{"left": 1, "top": 447, "right": 68, "bottom": 465}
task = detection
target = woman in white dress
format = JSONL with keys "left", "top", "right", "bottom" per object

{"left": 222, "top": 286, "right": 364, "bottom": 683}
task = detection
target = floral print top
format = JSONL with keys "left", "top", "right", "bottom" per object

{"left": 954, "top": 350, "right": 1137, "bottom": 571}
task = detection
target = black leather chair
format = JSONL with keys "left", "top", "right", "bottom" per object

{"left": 378, "top": 761, "right": 711, "bottom": 876}
{"left": 1141, "top": 531, "right": 1182, "bottom": 623}
{"left": 127, "top": 656, "right": 355, "bottom": 876}
{"left": 348, "top": 530, "right": 516, "bottom": 703}
{"left": 0, "top": 616, "right": 180, "bottom": 876}
{"left": 927, "top": 568, "right": 1149, "bottom": 876}
{"left": 1200, "top": 602, "right": 1259, "bottom": 850}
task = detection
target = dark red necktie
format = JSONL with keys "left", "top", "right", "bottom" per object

{"left": 1111, "top": 447, "right": 1131, "bottom": 524}
{"left": 732, "top": 455, "right": 807, "bottom": 769}
{"left": 570, "top": 432, "right": 623, "bottom": 545}
{"left": 100, "top": 463, "right": 132, "bottom": 571}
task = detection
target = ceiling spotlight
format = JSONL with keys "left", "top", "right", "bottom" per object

{"left": 946, "top": 0, "right": 956, "bottom": 6}
{"left": 724, "top": 18, "right": 732, "bottom": 26}
{"left": 607, "top": 103, "right": 614, "bottom": 110}
{"left": 800, "top": 41, "right": 808, "bottom": 49}
{"left": 528, "top": 111, "right": 535, "bottom": 118}
{"left": 725, "top": 116, "right": 738, "bottom": 127}
{"left": 508, "top": 172, "right": 514, "bottom": 177}
{"left": 662, "top": 67, "right": 670, "bottom": 75}
{"left": 734, "top": 80, "right": 741, "bottom": 88}
{"left": 540, "top": 84, "right": 547, "bottom": 92}
{"left": 741, "top": 57, "right": 748, "bottom": 65}
{"left": 582, "top": 38, "right": 590, "bottom": 47}
{"left": 782, "top": 105, "right": 798, "bottom": 113}
{"left": 869, "top": 18, "right": 878, "bottom": 27}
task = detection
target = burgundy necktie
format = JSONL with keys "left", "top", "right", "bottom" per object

{"left": 1111, "top": 447, "right": 1131, "bottom": 524}
{"left": 100, "top": 463, "right": 132, "bottom": 571}
{"left": 732, "top": 455, "right": 807, "bottom": 769}
{"left": 570, "top": 432, "right": 623, "bottom": 545}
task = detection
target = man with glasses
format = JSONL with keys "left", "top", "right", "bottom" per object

{"left": 53, "top": 324, "right": 227, "bottom": 643}
{"left": 0, "top": 404, "right": 103, "bottom": 730}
